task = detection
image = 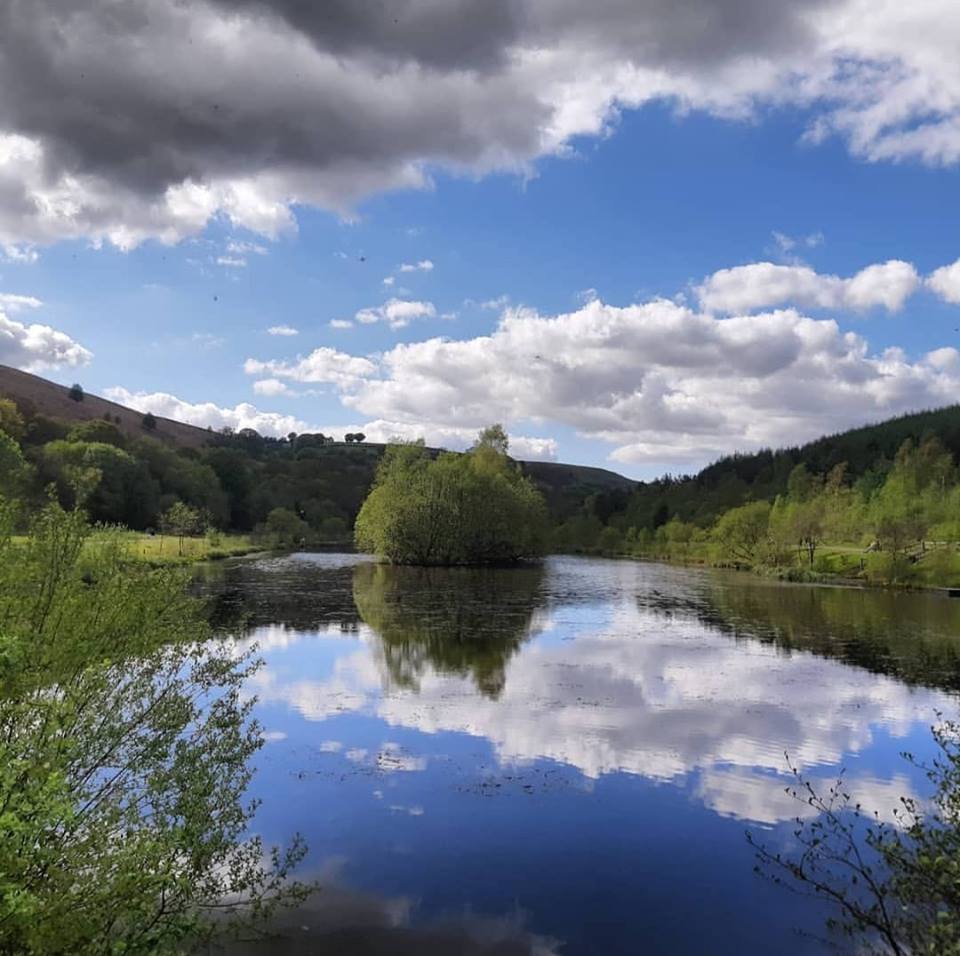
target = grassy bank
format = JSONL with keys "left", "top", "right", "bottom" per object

{"left": 569, "top": 540, "right": 960, "bottom": 590}
{"left": 108, "top": 531, "right": 263, "bottom": 565}
{"left": 9, "top": 530, "right": 266, "bottom": 566}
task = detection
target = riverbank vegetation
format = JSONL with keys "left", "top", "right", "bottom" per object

{"left": 0, "top": 497, "right": 308, "bottom": 953}
{"left": 557, "top": 427, "right": 960, "bottom": 588}
{"left": 355, "top": 427, "right": 548, "bottom": 565}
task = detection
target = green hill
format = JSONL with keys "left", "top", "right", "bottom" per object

{"left": 603, "top": 404, "right": 960, "bottom": 532}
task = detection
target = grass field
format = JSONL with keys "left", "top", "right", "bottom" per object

{"left": 103, "top": 531, "right": 263, "bottom": 565}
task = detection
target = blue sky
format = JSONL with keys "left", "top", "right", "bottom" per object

{"left": 3, "top": 2, "right": 960, "bottom": 478}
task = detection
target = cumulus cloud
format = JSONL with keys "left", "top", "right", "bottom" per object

{"left": 354, "top": 299, "right": 437, "bottom": 330}
{"left": 0, "top": 293, "right": 42, "bottom": 314}
{"left": 299, "top": 296, "right": 960, "bottom": 467}
{"left": 0, "top": 296, "right": 92, "bottom": 371}
{"left": 927, "top": 258, "right": 960, "bottom": 304}
{"left": 698, "top": 259, "right": 920, "bottom": 314}
{"left": 104, "top": 386, "right": 312, "bottom": 437}
{"left": 252, "top": 377, "right": 290, "bottom": 396}
{"left": 267, "top": 324, "right": 299, "bottom": 336}
{"left": 398, "top": 259, "right": 434, "bottom": 273}
{"left": 5, "top": 1, "right": 960, "bottom": 247}
{"left": 244, "top": 346, "right": 377, "bottom": 387}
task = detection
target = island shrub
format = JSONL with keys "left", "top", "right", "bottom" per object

{"left": 354, "top": 429, "right": 548, "bottom": 566}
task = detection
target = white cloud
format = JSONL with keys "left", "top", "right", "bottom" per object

{"left": 0, "top": 297, "right": 92, "bottom": 371}
{"left": 252, "top": 378, "right": 290, "bottom": 396}
{"left": 398, "top": 259, "right": 434, "bottom": 273}
{"left": 1, "top": 244, "right": 38, "bottom": 264}
{"left": 216, "top": 255, "right": 247, "bottom": 268}
{"left": 244, "top": 346, "right": 377, "bottom": 387}
{"left": 267, "top": 324, "right": 299, "bottom": 336}
{"left": 0, "top": 293, "right": 42, "bottom": 314}
{"left": 927, "top": 258, "right": 960, "bottom": 304}
{"left": 698, "top": 259, "right": 920, "bottom": 314}
{"left": 227, "top": 239, "right": 268, "bottom": 257}
{"left": 772, "top": 231, "right": 824, "bottom": 255}
{"left": 104, "top": 386, "right": 313, "bottom": 437}
{"left": 303, "top": 295, "right": 960, "bottom": 468}
{"left": 190, "top": 332, "right": 225, "bottom": 350}
{"left": 329, "top": 319, "right": 354, "bottom": 330}
{"left": 382, "top": 276, "right": 395, "bottom": 287}
{"left": 325, "top": 418, "right": 558, "bottom": 460}
{"left": 355, "top": 299, "right": 437, "bottom": 330}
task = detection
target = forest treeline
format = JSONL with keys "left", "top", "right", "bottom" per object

{"left": 0, "top": 396, "right": 380, "bottom": 544}
{"left": 6, "top": 386, "right": 960, "bottom": 583}
{"left": 0, "top": 394, "right": 613, "bottom": 547}
{"left": 558, "top": 405, "right": 960, "bottom": 586}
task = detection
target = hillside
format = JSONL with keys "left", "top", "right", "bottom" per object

{"left": 588, "top": 403, "right": 960, "bottom": 533}
{"left": 0, "top": 365, "right": 634, "bottom": 530}
{"left": 0, "top": 365, "right": 212, "bottom": 449}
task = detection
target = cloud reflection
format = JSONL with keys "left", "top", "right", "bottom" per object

{"left": 242, "top": 560, "right": 950, "bottom": 824}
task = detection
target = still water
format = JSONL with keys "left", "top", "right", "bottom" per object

{"left": 204, "top": 553, "right": 960, "bottom": 955}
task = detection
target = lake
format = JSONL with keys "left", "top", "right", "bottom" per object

{"left": 203, "top": 553, "right": 960, "bottom": 955}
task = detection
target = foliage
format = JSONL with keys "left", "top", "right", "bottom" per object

{"left": 142, "top": 411, "right": 157, "bottom": 430}
{"left": 160, "top": 500, "right": 206, "bottom": 554}
{"left": 750, "top": 719, "right": 960, "bottom": 954}
{"left": 67, "top": 418, "right": 126, "bottom": 447}
{"left": 40, "top": 440, "right": 159, "bottom": 528}
{"left": 712, "top": 501, "right": 771, "bottom": 565}
{"left": 355, "top": 435, "right": 548, "bottom": 565}
{"left": 259, "top": 507, "right": 308, "bottom": 547}
{"left": 0, "top": 499, "right": 308, "bottom": 954}
{"left": 68, "top": 383, "right": 84, "bottom": 403}
{"left": 0, "top": 431, "right": 30, "bottom": 501}
{"left": 0, "top": 400, "right": 25, "bottom": 442}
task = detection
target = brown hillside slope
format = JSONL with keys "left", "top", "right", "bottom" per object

{"left": 0, "top": 365, "right": 212, "bottom": 449}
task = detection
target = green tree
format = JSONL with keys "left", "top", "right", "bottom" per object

{"left": 0, "top": 431, "right": 30, "bottom": 501}
{"left": 68, "top": 383, "right": 84, "bottom": 402}
{"left": 0, "top": 499, "right": 308, "bottom": 954}
{"left": 0, "top": 399, "right": 25, "bottom": 442}
{"left": 355, "top": 433, "right": 548, "bottom": 565}
{"left": 474, "top": 423, "right": 509, "bottom": 455}
{"left": 67, "top": 418, "right": 126, "bottom": 447}
{"left": 142, "top": 411, "right": 157, "bottom": 430}
{"left": 712, "top": 501, "right": 771, "bottom": 565}
{"left": 41, "top": 440, "right": 158, "bottom": 528}
{"left": 160, "top": 500, "right": 204, "bottom": 555}
{"left": 262, "top": 506, "right": 308, "bottom": 547}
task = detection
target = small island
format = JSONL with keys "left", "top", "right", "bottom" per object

{"left": 354, "top": 425, "right": 548, "bottom": 566}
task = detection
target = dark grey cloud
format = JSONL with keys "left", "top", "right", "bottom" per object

{"left": 0, "top": 0, "right": 954, "bottom": 247}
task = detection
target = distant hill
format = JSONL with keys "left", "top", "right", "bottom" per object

{"left": 604, "top": 403, "right": 960, "bottom": 531}
{"left": 0, "top": 365, "right": 212, "bottom": 449}
{"left": 0, "top": 365, "right": 635, "bottom": 524}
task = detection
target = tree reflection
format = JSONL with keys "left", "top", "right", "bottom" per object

{"left": 653, "top": 574, "right": 960, "bottom": 693}
{"left": 352, "top": 562, "right": 545, "bottom": 698}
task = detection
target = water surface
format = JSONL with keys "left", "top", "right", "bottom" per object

{"left": 205, "top": 554, "right": 960, "bottom": 955}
